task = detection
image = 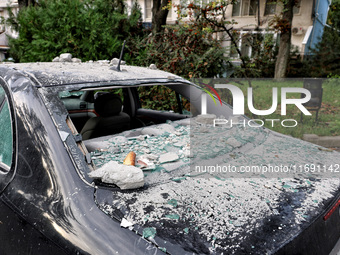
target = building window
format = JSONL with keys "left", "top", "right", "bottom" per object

{"left": 167, "top": 6, "right": 172, "bottom": 19}
{"left": 232, "top": 0, "right": 258, "bottom": 16}
{"left": 264, "top": 0, "right": 276, "bottom": 15}
{"left": 293, "top": 0, "right": 301, "bottom": 14}
{"left": 240, "top": 33, "right": 254, "bottom": 57}
{"left": 230, "top": 31, "right": 278, "bottom": 59}
{"left": 145, "top": 0, "right": 152, "bottom": 19}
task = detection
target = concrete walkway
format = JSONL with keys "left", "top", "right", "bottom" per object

{"left": 303, "top": 134, "right": 340, "bottom": 151}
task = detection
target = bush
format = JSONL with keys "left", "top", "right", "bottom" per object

{"left": 5, "top": 0, "right": 142, "bottom": 62}
{"left": 125, "top": 24, "right": 227, "bottom": 79}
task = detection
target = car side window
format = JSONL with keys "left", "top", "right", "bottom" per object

{"left": 0, "top": 86, "right": 13, "bottom": 170}
{"left": 137, "top": 85, "right": 191, "bottom": 115}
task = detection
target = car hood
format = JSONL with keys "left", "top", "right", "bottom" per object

{"left": 90, "top": 119, "right": 340, "bottom": 254}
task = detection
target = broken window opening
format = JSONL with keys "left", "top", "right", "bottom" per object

{"left": 264, "top": 0, "right": 277, "bottom": 15}
{"left": 232, "top": 0, "right": 258, "bottom": 16}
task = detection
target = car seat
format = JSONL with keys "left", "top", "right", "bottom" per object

{"left": 80, "top": 93, "right": 130, "bottom": 140}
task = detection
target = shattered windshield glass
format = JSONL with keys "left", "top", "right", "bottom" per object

{"left": 59, "top": 90, "right": 84, "bottom": 98}
{"left": 50, "top": 81, "right": 340, "bottom": 254}
{"left": 85, "top": 118, "right": 340, "bottom": 253}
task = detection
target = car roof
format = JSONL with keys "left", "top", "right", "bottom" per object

{"left": 0, "top": 62, "right": 190, "bottom": 88}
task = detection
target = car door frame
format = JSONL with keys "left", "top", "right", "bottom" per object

{"left": 0, "top": 77, "right": 17, "bottom": 194}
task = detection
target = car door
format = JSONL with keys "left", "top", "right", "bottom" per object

{"left": 0, "top": 76, "right": 70, "bottom": 255}
{"left": 0, "top": 78, "right": 16, "bottom": 194}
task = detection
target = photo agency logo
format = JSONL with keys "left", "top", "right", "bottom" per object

{"left": 199, "top": 83, "right": 222, "bottom": 115}
{"left": 200, "top": 82, "right": 312, "bottom": 128}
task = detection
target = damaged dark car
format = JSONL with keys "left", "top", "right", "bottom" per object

{"left": 0, "top": 62, "right": 339, "bottom": 255}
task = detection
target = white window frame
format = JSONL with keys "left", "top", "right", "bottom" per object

{"left": 230, "top": 30, "right": 278, "bottom": 59}
{"left": 145, "top": 0, "right": 152, "bottom": 19}
{"left": 144, "top": 0, "right": 173, "bottom": 20}
{"left": 293, "top": 0, "right": 301, "bottom": 15}
{"left": 232, "top": 0, "right": 258, "bottom": 17}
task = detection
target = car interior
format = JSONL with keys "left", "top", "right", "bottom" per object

{"left": 59, "top": 84, "right": 193, "bottom": 142}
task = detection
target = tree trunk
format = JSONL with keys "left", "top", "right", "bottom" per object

{"left": 152, "top": 0, "right": 169, "bottom": 34}
{"left": 18, "top": 0, "right": 35, "bottom": 9}
{"left": 274, "top": 0, "right": 295, "bottom": 79}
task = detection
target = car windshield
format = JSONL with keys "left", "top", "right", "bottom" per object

{"left": 49, "top": 81, "right": 338, "bottom": 182}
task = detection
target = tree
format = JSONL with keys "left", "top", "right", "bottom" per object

{"left": 152, "top": 0, "right": 169, "bottom": 33}
{"left": 172, "top": 0, "right": 265, "bottom": 78}
{"left": 307, "top": 0, "right": 340, "bottom": 77}
{"left": 126, "top": 24, "right": 227, "bottom": 79}
{"left": 327, "top": 0, "right": 340, "bottom": 29}
{"left": 18, "top": 0, "right": 36, "bottom": 9}
{"left": 171, "top": 0, "right": 301, "bottom": 79}
{"left": 5, "top": 0, "right": 142, "bottom": 62}
{"left": 273, "top": 0, "right": 295, "bottom": 79}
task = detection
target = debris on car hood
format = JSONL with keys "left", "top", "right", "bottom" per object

{"left": 88, "top": 118, "right": 340, "bottom": 253}
{"left": 123, "top": 151, "right": 136, "bottom": 166}
{"left": 89, "top": 161, "right": 144, "bottom": 190}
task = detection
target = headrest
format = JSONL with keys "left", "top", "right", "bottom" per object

{"left": 94, "top": 93, "right": 122, "bottom": 117}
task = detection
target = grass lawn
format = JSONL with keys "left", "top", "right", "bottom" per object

{"left": 214, "top": 78, "right": 340, "bottom": 138}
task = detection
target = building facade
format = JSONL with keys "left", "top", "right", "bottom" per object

{"left": 0, "top": 0, "right": 18, "bottom": 61}
{"left": 135, "top": 0, "right": 331, "bottom": 58}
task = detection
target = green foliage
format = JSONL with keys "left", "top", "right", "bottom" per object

{"left": 287, "top": 0, "right": 340, "bottom": 78}
{"left": 126, "top": 24, "right": 227, "bottom": 79}
{"left": 329, "top": 120, "right": 340, "bottom": 135}
{"left": 309, "top": 26, "right": 340, "bottom": 77}
{"left": 217, "top": 79, "right": 340, "bottom": 138}
{"left": 232, "top": 32, "right": 279, "bottom": 78}
{"left": 169, "top": 0, "right": 280, "bottom": 78}
{"left": 328, "top": 0, "right": 340, "bottom": 29}
{"left": 5, "top": 0, "right": 142, "bottom": 62}
{"left": 138, "top": 85, "right": 191, "bottom": 113}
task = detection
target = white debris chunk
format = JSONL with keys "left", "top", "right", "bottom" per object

{"left": 174, "top": 141, "right": 186, "bottom": 147}
{"left": 226, "top": 137, "right": 242, "bottom": 147}
{"left": 145, "top": 154, "right": 158, "bottom": 161}
{"left": 196, "top": 114, "right": 216, "bottom": 124}
{"left": 108, "top": 136, "right": 128, "bottom": 144}
{"left": 96, "top": 60, "right": 110, "bottom": 64}
{"left": 72, "top": 58, "right": 82, "bottom": 63}
{"left": 183, "top": 149, "right": 192, "bottom": 158}
{"left": 58, "top": 130, "right": 69, "bottom": 142}
{"left": 110, "top": 58, "right": 126, "bottom": 66}
{"left": 120, "top": 218, "right": 134, "bottom": 228}
{"left": 89, "top": 161, "right": 144, "bottom": 190}
{"left": 141, "top": 127, "right": 163, "bottom": 136}
{"left": 159, "top": 152, "right": 179, "bottom": 164}
{"left": 59, "top": 53, "right": 73, "bottom": 62}
{"left": 176, "top": 118, "right": 191, "bottom": 126}
{"left": 141, "top": 124, "right": 175, "bottom": 136}
{"left": 137, "top": 156, "right": 156, "bottom": 170}
{"left": 158, "top": 124, "right": 176, "bottom": 133}
{"left": 84, "top": 140, "right": 111, "bottom": 151}
{"left": 52, "top": 57, "right": 60, "bottom": 62}
{"left": 149, "top": 64, "right": 157, "bottom": 70}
